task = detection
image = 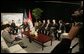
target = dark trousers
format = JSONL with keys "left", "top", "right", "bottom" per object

{"left": 39, "top": 28, "right": 45, "bottom": 34}
{"left": 57, "top": 30, "right": 64, "bottom": 40}
{"left": 44, "top": 29, "right": 48, "bottom": 35}
{"left": 11, "top": 28, "right": 18, "bottom": 34}
{"left": 58, "top": 33, "right": 61, "bottom": 40}
{"left": 54, "top": 31, "right": 58, "bottom": 40}
{"left": 38, "top": 29, "right": 41, "bottom": 33}
{"left": 42, "top": 29, "right": 45, "bottom": 34}
{"left": 49, "top": 29, "right": 58, "bottom": 39}
{"left": 38, "top": 29, "right": 42, "bottom": 34}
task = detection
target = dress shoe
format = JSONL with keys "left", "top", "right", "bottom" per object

{"left": 22, "top": 46, "right": 27, "bottom": 48}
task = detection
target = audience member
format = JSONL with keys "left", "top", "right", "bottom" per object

{"left": 50, "top": 19, "right": 58, "bottom": 39}
{"left": 45, "top": 19, "right": 51, "bottom": 35}
{"left": 57, "top": 20, "right": 65, "bottom": 40}
{"left": 38, "top": 20, "right": 46, "bottom": 34}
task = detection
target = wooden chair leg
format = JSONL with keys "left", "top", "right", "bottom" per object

{"left": 42, "top": 43, "right": 44, "bottom": 51}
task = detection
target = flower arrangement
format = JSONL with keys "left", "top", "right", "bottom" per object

{"left": 30, "top": 27, "right": 38, "bottom": 38}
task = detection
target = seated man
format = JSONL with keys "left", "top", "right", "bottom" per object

{"left": 10, "top": 20, "right": 18, "bottom": 34}
{"left": 35, "top": 20, "right": 42, "bottom": 32}
{"left": 50, "top": 19, "right": 58, "bottom": 40}
{"left": 45, "top": 19, "right": 51, "bottom": 35}
{"left": 1, "top": 24, "right": 27, "bottom": 48}
{"left": 38, "top": 20, "right": 46, "bottom": 34}
{"left": 57, "top": 20, "right": 65, "bottom": 40}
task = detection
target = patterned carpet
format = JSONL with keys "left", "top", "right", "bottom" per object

{"left": 22, "top": 36, "right": 60, "bottom": 53}
{"left": 20, "top": 35, "right": 79, "bottom": 53}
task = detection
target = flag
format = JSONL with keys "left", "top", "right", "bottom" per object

{"left": 23, "top": 9, "right": 28, "bottom": 24}
{"left": 27, "top": 9, "right": 38, "bottom": 37}
{"left": 27, "top": 9, "right": 33, "bottom": 30}
{"left": 28, "top": 9, "right": 32, "bottom": 21}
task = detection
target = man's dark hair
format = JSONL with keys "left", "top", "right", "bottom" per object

{"left": 5, "top": 24, "right": 10, "bottom": 27}
{"left": 2, "top": 24, "right": 10, "bottom": 30}
{"left": 12, "top": 20, "right": 14, "bottom": 21}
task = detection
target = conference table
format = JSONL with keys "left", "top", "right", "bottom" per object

{"left": 22, "top": 31, "right": 52, "bottom": 50}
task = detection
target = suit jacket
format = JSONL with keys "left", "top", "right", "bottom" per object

{"left": 2, "top": 30, "right": 14, "bottom": 43}
{"left": 2, "top": 30, "right": 27, "bottom": 47}
{"left": 58, "top": 23, "right": 65, "bottom": 33}
{"left": 41, "top": 23, "right": 46, "bottom": 30}
{"left": 45, "top": 23, "right": 51, "bottom": 30}
{"left": 11, "top": 22, "right": 16, "bottom": 29}
{"left": 50, "top": 23, "right": 58, "bottom": 30}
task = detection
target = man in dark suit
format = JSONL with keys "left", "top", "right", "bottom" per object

{"left": 10, "top": 20, "right": 18, "bottom": 34}
{"left": 50, "top": 19, "right": 58, "bottom": 39}
{"left": 57, "top": 20, "right": 65, "bottom": 40}
{"left": 44, "top": 19, "right": 51, "bottom": 35}
{"left": 38, "top": 20, "right": 46, "bottom": 34}
{"left": 36, "top": 20, "right": 42, "bottom": 32}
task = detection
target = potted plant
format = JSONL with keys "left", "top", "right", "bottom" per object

{"left": 32, "top": 8, "right": 43, "bottom": 22}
